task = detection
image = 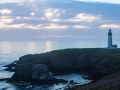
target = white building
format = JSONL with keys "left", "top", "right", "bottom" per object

{"left": 107, "top": 29, "right": 117, "bottom": 49}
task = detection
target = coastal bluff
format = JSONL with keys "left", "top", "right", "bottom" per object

{"left": 7, "top": 48, "right": 120, "bottom": 89}
{"left": 16, "top": 48, "right": 120, "bottom": 73}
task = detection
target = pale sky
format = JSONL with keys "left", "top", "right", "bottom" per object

{"left": 0, "top": 0, "right": 120, "bottom": 46}
{"left": 0, "top": 0, "right": 120, "bottom": 4}
{"left": 77, "top": 0, "right": 120, "bottom": 4}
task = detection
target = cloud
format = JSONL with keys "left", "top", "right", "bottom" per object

{"left": 0, "top": 16, "right": 13, "bottom": 24}
{"left": 72, "top": 25, "right": 89, "bottom": 29}
{"left": 46, "top": 13, "right": 100, "bottom": 23}
{"left": 100, "top": 24, "right": 120, "bottom": 29}
{"left": 0, "top": 0, "right": 38, "bottom": 3}
{"left": 50, "top": 19, "right": 60, "bottom": 22}
{"left": 40, "top": 24, "right": 69, "bottom": 30}
{"left": 0, "top": 9, "right": 11, "bottom": 14}
{"left": 16, "top": 16, "right": 45, "bottom": 20}
{"left": 45, "top": 8, "right": 60, "bottom": 19}
{"left": 74, "top": 0, "right": 120, "bottom": 4}
{"left": 65, "top": 13, "right": 100, "bottom": 22}
{"left": 1, "top": 0, "right": 120, "bottom": 4}
{"left": 30, "top": 12, "right": 35, "bottom": 16}
{"left": 37, "top": 35, "right": 89, "bottom": 39}
{"left": 0, "top": 1, "right": 120, "bottom": 41}
{"left": 38, "top": 35, "right": 63, "bottom": 38}
{"left": 0, "top": 23, "right": 39, "bottom": 29}
{"left": 0, "top": 23, "right": 69, "bottom": 30}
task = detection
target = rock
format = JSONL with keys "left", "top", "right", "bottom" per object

{"left": 16, "top": 63, "right": 33, "bottom": 78}
{"left": 8, "top": 63, "right": 68, "bottom": 85}
{"left": 9, "top": 64, "right": 54, "bottom": 82}
{"left": 17, "top": 48, "right": 108, "bottom": 73}
{"left": 32, "top": 64, "right": 54, "bottom": 80}
{"left": 70, "top": 80, "right": 74, "bottom": 84}
{"left": 0, "top": 78, "right": 10, "bottom": 81}
{"left": 4, "top": 61, "right": 18, "bottom": 67}
{"left": 8, "top": 48, "right": 120, "bottom": 85}
{"left": 9, "top": 63, "right": 34, "bottom": 81}
{"left": 4, "top": 61, "right": 18, "bottom": 72}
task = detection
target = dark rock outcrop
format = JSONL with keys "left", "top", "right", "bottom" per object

{"left": 9, "top": 63, "right": 34, "bottom": 81}
{"left": 17, "top": 48, "right": 107, "bottom": 73}
{"left": 10, "top": 63, "right": 53, "bottom": 81}
{"left": 70, "top": 80, "right": 74, "bottom": 84}
{"left": 8, "top": 63, "right": 67, "bottom": 84}
{"left": 4, "top": 61, "right": 18, "bottom": 72}
{"left": 7, "top": 48, "right": 120, "bottom": 85}
{"left": 32, "top": 64, "right": 53, "bottom": 80}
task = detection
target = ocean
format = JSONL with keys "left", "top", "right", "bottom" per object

{"left": 0, "top": 41, "right": 95, "bottom": 90}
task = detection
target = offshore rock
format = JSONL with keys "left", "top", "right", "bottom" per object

{"left": 9, "top": 63, "right": 34, "bottom": 81}
{"left": 9, "top": 63, "right": 53, "bottom": 81}
{"left": 32, "top": 64, "right": 54, "bottom": 80}
{"left": 8, "top": 63, "right": 67, "bottom": 84}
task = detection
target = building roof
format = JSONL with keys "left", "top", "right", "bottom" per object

{"left": 111, "top": 45, "right": 117, "bottom": 47}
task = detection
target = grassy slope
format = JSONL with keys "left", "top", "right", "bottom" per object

{"left": 51, "top": 48, "right": 120, "bottom": 73}
{"left": 75, "top": 72, "right": 120, "bottom": 90}
{"left": 73, "top": 48, "right": 120, "bottom": 90}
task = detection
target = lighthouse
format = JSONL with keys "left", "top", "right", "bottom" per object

{"left": 108, "top": 29, "right": 112, "bottom": 48}
{"left": 107, "top": 29, "right": 117, "bottom": 49}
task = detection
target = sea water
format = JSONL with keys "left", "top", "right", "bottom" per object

{"left": 0, "top": 41, "right": 94, "bottom": 90}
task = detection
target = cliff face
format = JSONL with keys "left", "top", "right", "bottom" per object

{"left": 17, "top": 48, "right": 107, "bottom": 72}
{"left": 10, "top": 48, "right": 120, "bottom": 82}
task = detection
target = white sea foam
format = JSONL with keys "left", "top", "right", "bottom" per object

{"left": 0, "top": 71, "right": 14, "bottom": 79}
{"left": 49, "top": 74, "right": 92, "bottom": 90}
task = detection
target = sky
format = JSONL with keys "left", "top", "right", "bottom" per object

{"left": 0, "top": 0, "right": 120, "bottom": 46}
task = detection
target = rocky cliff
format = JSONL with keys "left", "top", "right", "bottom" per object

{"left": 7, "top": 48, "right": 120, "bottom": 85}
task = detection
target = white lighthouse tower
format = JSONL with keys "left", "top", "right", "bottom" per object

{"left": 107, "top": 29, "right": 117, "bottom": 49}
{"left": 108, "top": 29, "right": 112, "bottom": 48}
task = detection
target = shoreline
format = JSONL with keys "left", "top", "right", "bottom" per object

{"left": 1, "top": 48, "right": 120, "bottom": 90}
{"left": 0, "top": 71, "right": 91, "bottom": 90}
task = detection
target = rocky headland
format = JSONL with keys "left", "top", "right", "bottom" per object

{"left": 4, "top": 48, "right": 120, "bottom": 89}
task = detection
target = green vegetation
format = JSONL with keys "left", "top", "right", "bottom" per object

{"left": 98, "top": 73, "right": 120, "bottom": 82}
{"left": 56, "top": 48, "right": 120, "bottom": 74}
{"left": 70, "top": 48, "right": 120, "bottom": 90}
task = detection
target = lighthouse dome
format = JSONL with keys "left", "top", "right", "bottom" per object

{"left": 108, "top": 29, "right": 112, "bottom": 36}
